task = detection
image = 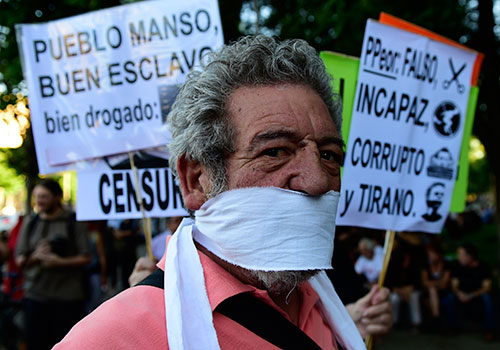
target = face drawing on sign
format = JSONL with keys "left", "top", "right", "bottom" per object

{"left": 432, "top": 102, "right": 461, "bottom": 137}
{"left": 426, "top": 148, "right": 454, "bottom": 180}
{"left": 422, "top": 182, "right": 445, "bottom": 222}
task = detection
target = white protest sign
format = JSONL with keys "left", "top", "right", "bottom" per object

{"left": 76, "top": 148, "right": 187, "bottom": 220}
{"left": 16, "top": 0, "right": 223, "bottom": 174}
{"left": 336, "top": 20, "right": 478, "bottom": 233}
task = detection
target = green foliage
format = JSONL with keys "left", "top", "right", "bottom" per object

{"left": 0, "top": 149, "right": 25, "bottom": 194}
{"left": 219, "top": 0, "right": 246, "bottom": 42}
{"left": 262, "top": 0, "right": 469, "bottom": 55}
{"left": 443, "top": 221, "right": 498, "bottom": 268}
{"left": 468, "top": 156, "right": 492, "bottom": 195}
{"left": 0, "top": 0, "right": 123, "bottom": 91}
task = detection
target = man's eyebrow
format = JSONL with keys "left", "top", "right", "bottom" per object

{"left": 317, "top": 136, "right": 345, "bottom": 150}
{"left": 247, "top": 130, "right": 345, "bottom": 153}
{"left": 247, "top": 130, "right": 302, "bottom": 152}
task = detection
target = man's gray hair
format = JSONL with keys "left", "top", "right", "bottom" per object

{"left": 167, "top": 35, "right": 342, "bottom": 194}
{"left": 359, "top": 237, "right": 375, "bottom": 251}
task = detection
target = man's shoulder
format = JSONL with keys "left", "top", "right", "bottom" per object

{"left": 54, "top": 286, "right": 167, "bottom": 349}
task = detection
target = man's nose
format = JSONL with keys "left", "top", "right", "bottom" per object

{"left": 287, "top": 145, "right": 339, "bottom": 195}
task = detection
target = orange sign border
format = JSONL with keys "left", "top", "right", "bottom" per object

{"left": 379, "top": 12, "right": 484, "bottom": 86}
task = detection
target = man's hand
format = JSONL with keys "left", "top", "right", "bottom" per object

{"left": 31, "top": 241, "right": 52, "bottom": 263}
{"left": 128, "top": 257, "right": 157, "bottom": 287}
{"left": 456, "top": 290, "right": 471, "bottom": 303}
{"left": 346, "top": 285, "right": 392, "bottom": 339}
{"left": 32, "top": 241, "right": 64, "bottom": 268}
{"left": 31, "top": 241, "right": 91, "bottom": 269}
{"left": 38, "top": 251, "right": 64, "bottom": 268}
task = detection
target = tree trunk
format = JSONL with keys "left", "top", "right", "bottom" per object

{"left": 475, "top": 0, "right": 500, "bottom": 263}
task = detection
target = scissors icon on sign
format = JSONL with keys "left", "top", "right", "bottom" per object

{"left": 443, "top": 58, "right": 466, "bottom": 94}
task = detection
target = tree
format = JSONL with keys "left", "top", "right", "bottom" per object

{"left": 262, "top": 0, "right": 469, "bottom": 56}
{"left": 470, "top": 0, "right": 500, "bottom": 222}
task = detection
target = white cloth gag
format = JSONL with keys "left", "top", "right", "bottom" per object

{"left": 194, "top": 187, "right": 338, "bottom": 271}
{"left": 164, "top": 187, "right": 366, "bottom": 350}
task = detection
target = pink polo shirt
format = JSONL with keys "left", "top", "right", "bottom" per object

{"left": 55, "top": 245, "right": 337, "bottom": 349}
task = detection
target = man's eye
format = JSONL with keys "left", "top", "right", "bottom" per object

{"left": 262, "top": 148, "right": 286, "bottom": 157}
{"left": 320, "top": 150, "right": 343, "bottom": 164}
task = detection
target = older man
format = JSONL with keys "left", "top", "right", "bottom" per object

{"left": 56, "top": 35, "right": 390, "bottom": 350}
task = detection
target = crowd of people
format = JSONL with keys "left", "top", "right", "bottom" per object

{"left": 346, "top": 230, "right": 498, "bottom": 340}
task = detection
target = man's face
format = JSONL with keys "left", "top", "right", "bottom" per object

{"left": 33, "top": 185, "right": 60, "bottom": 215}
{"left": 178, "top": 84, "right": 342, "bottom": 294}
{"left": 224, "top": 84, "right": 342, "bottom": 194}
{"left": 457, "top": 247, "right": 472, "bottom": 266}
{"left": 359, "top": 243, "right": 374, "bottom": 259}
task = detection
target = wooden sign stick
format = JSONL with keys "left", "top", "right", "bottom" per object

{"left": 128, "top": 152, "right": 154, "bottom": 261}
{"left": 365, "top": 230, "right": 396, "bottom": 350}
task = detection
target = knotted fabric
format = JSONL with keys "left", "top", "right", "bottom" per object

{"left": 164, "top": 187, "right": 366, "bottom": 350}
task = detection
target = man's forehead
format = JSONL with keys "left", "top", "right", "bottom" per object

{"left": 227, "top": 84, "right": 339, "bottom": 142}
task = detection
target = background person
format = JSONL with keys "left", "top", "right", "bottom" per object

{"left": 15, "top": 179, "right": 91, "bottom": 350}
{"left": 355, "top": 237, "right": 383, "bottom": 286}
{"left": 421, "top": 242, "right": 450, "bottom": 329}
{"left": 386, "top": 235, "right": 423, "bottom": 332}
{"left": 444, "top": 243, "right": 496, "bottom": 340}
{"left": 106, "top": 219, "right": 140, "bottom": 292}
{"left": 84, "top": 220, "right": 108, "bottom": 313}
{"left": 151, "top": 216, "right": 183, "bottom": 261}
{"left": 0, "top": 215, "right": 25, "bottom": 349}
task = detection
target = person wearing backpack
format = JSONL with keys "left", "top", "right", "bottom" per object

{"left": 15, "top": 179, "right": 91, "bottom": 350}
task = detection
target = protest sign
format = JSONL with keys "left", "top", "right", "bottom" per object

{"left": 336, "top": 20, "right": 479, "bottom": 233}
{"left": 16, "top": 0, "right": 223, "bottom": 174}
{"left": 378, "top": 13, "right": 482, "bottom": 214}
{"left": 320, "top": 51, "right": 479, "bottom": 214}
{"left": 76, "top": 149, "right": 187, "bottom": 220}
{"left": 450, "top": 86, "right": 478, "bottom": 213}
{"left": 320, "top": 51, "right": 359, "bottom": 145}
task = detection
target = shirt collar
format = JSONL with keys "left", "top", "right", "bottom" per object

{"left": 158, "top": 238, "right": 320, "bottom": 318}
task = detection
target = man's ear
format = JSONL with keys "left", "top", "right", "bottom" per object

{"left": 177, "top": 155, "right": 210, "bottom": 211}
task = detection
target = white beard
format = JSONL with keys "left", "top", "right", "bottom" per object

{"left": 247, "top": 269, "right": 320, "bottom": 296}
